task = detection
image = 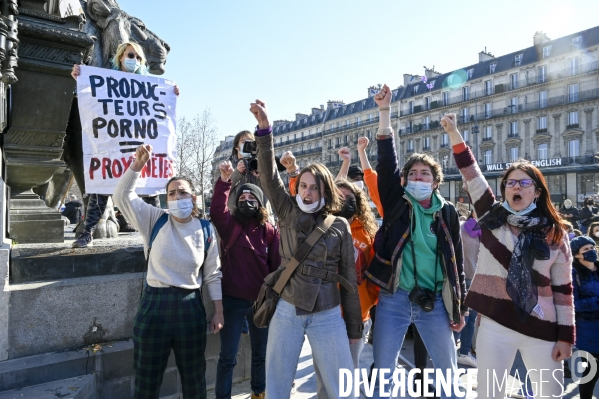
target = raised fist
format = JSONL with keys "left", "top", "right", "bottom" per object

{"left": 357, "top": 137, "right": 369, "bottom": 152}
{"left": 219, "top": 161, "right": 235, "bottom": 181}
{"left": 441, "top": 113, "right": 458, "bottom": 133}
{"left": 249, "top": 100, "right": 269, "bottom": 129}
{"left": 374, "top": 84, "right": 392, "bottom": 108}
{"left": 280, "top": 151, "right": 298, "bottom": 173}
{"left": 134, "top": 144, "right": 153, "bottom": 165}
{"left": 338, "top": 147, "right": 351, "bottom": 161}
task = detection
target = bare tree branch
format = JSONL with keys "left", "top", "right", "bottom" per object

{"left": 175, "top": 108, "right": 219, "bottom": 215}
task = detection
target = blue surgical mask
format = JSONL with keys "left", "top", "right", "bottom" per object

{"left": 582, "top": 249, "right": 598, "bottom": 263}
{"left": 405, "top": 180, "right": 433, "bottom": 201}
{"left": 123, "top": 58, "right": 140, "bottom": 73}
{"left": 502, "top": 200, "right": 537, "bottom": 216}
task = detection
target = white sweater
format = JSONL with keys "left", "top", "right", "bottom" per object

{"left": 113, "top": 169, "right": 222, "bottom": 300}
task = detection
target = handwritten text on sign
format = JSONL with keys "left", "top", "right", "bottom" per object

{"left": 77, "top": 65, "right": 177, "bottom": 195}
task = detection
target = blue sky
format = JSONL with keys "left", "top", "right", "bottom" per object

{"left": 117, "top": 0, "right": 598, "bottom": 143}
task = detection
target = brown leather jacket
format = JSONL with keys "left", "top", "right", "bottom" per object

{"left": 256, "top": 133, "right": 363, "bottom": 339}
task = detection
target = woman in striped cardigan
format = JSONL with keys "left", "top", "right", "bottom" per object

{"left": 441, "top": 113, "right": 574, "bottom": 399}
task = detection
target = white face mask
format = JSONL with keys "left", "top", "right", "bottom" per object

{"left": 296, "top": 194, "right": 325, "bottom": 213}
{"left": 502, "top": 200, "right": 537, "bottom": 216}
{"left": 405, "top": 180, "right": 433, "bottom": 201}
{"left": 168, "top": 198, "right": 194, "bottom": 219}
{"left": 353, "top": 181, "right": 365, "bottom": 190}
{"left": 594, "top": 232, "right": 599, "bottom": 239}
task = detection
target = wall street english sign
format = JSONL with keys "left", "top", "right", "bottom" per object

{"left": 485, "top": 158, "right": 562, "bottom": 172}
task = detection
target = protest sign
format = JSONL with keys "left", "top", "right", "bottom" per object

{"left": 77, "top": 65, "right": 177, "bottom": 195}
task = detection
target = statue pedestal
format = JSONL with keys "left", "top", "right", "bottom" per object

{"left": 9, "top": 190, "right": 64, "bottom": 244}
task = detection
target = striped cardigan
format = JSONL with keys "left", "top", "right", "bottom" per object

{"left": 454, "top": 147, "right": 575, "bottom": 344}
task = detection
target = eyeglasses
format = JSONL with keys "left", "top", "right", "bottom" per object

{"left": 126, "top": 52, "right": 142, "bottom": 61}
{"left": 503, "top": 179, "right": 535, "bottom": 188}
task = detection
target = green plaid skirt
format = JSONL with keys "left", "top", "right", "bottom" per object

{"left": 133, "top": 286, "right": 207, "bottom": 399}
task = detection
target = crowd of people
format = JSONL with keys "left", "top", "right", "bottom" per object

{"left": 70, "top": 46, "right": 597, "bottom": 398}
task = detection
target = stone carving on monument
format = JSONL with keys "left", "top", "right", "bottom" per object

{"left": 4, "top": 0, "right": 169, "bottom": 243}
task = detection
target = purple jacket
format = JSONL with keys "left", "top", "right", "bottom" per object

{"left": 210, "top": 178, "right": 280, "bottom": 301}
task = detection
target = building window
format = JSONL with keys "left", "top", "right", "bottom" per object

{"left": 568, "top": 84, "right": 579, "bottom": 102}
{"left": 407, "top": 140, "right": 414, "bottom": 151}
{"left": 510, "top": 73, "right": 518, "bottom": 90}
{"left": 336, "top": 137, "right": 341, "bottom": 145}
{"left": 484, "top": 103, "right": 492, "bottom": 118}
{"left": 509, "top": 121, "right": 518, "bottom": 136}
{"left": 543, "top": 45, "right": 552, "bottom": 58}
{"left": 489, "top": 62, "right": 497, "bottom": 74}
{"left": 569, "top": 57, "right": 579, "bottom": 76}
{"left": 461, "top": 107, "right": 468, "bottom": 122}
{"left": 484, "top": 80, "right": 492, "bottom": 96}
{"left": 409, "top": 101, "right": 414, "bottom": 114}
{"left": 467, "top": 68, "right": 474, "bottom": 80}
{"left": 441, "top": 133, "right": 449, "bottom": 146}
{"left": 442, "top": 92, "right": 449, "bottom": 106}
{"left": 568, "top": 140, "right": 580, "bottom": 157}
{"left": 463, "top": 129, "right": 469, "bottom": 143}
{"left": 424, "top": 137, "right": 430, "bottom": 149}
{"left": 424, "top": 116, "right": 430, "bottom": 129}
{"left": 429, "top": 80, "right": 436, "bottom": 88}
{"left": 538, "top": 65, "right": 547, "bottom": 83}
{"left": 317, "top": 127, "right": 321, "bottom": 134}
{"left": 484, "top": 150, "right": 493, "bottom": 164}
{"left": 346, "top": 120, "right": 350, "bottom": 127}
{"left": 538, "top": 143, "right": 548, "bottom": 159}
{"left": 568, "top": 111, "right": 579, "bottom": 126}
{"left": 368, "top": 113, "right": 372, "bottom": 121}
{"left": 357, "top": 116, "right": 361, "bottom": 124}
{"left": 344, "top": 135, "right": 348, "bottom": 144}
{"left": 572, "top": 36, "right": 582, "bottom": 50}
{"left": 462, "top": 86, "right": 470, "bottom": 101}
{"left": 510, "top": 147, "right": 519, "bottom": 161}
{"left": 509, "top": 97, "right": 518, "bottom": 114}
{"left": 413, "top": 85, "right": 419, "bottom": 95}
{"left": 538, "top": 116, "right": 547, "bottom": 130}
{"left": 539, "top": 91, "right": 547, "bottom": 108}
{"left": 484, "top": 126, "right": 492, "bottom": 139}
{"left": 425, "top": 97, "right": 431, "bottom": 110}
{"left": 514, "top": 54, "right": 523, "bottom": 66}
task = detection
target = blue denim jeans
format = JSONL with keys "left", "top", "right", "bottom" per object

{"left": 454, "top": 280, "right": 477, "bottom": 355}
{"left": 215, "top": 295, "right": 268, "bottom": 398}
{"left": 265, "top": 299, "right": 354, "bottom": 398}
{"left": 372, "top": 289, "right": 462, "bottom": 399}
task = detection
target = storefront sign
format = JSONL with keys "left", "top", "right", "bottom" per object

{"left": 484, "top": 158, "right": 561, "bottom": 172}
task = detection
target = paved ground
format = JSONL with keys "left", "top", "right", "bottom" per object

{"left": 207, "top": 333, "right": 599, "bottom": 398}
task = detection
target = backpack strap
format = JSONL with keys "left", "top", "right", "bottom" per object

{"left": 199, "top": 219, "right": 213, "bottom": 261}
{"left": 147, "top": 213, "right": 169, "bottom": 260}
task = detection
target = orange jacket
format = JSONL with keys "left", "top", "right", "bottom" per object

{"left": 364, "top": 168, "right": 383, "bottom": 217}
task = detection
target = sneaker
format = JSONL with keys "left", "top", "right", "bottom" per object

{"left": 457, "top": 353, "right": 477, "bottom": 367}
{"left": 72, "top": 232, "right": 93, "bottom": 248}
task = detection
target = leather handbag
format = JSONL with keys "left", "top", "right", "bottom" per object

{"left": 253, "top": 215, "right": 336, "bottom": 328}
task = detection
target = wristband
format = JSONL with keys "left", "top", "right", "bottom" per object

{"left": 288, "top": 167, "right": 300, "bottom": 177}
{"left": 379, "top": 107, "right": 390, "bottom": 111}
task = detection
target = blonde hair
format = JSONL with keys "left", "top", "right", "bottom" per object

{"left": 111, "top": 42, "right": 147, "bottom": 72}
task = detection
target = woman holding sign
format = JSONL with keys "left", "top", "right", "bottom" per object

{"left": 114, "top": 144, "right": 223, "bottom": 398}
{"left": 71, "top": 41, "right": 179, "bottom": 248}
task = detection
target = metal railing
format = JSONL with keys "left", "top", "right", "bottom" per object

{"left": 399, "top": 60, "right": 599, "bottom": 117}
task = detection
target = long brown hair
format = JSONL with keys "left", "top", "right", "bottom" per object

{"left": 294, "top": 163, "right": 343, "bottom": 214}
{"left": 231, "top": 130, "right": 254, "bottom": 159}
{"left": 165, "top": 176, "right": 200, "bottom": 218}
{"left": 500, "top": 160, "right": 565, "bottom": 244}
{"left": 335, "top": 178, "right": 378, "bottom": 239}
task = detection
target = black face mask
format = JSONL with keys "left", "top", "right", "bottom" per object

{"left": 335, "top": 196, "right": 357, "bottom": 219}
{"left": 238, "top": 200, "right": 258, "bottom": 218}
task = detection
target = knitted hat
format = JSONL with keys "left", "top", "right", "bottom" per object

{"left": 237, "top": 183, "right": 264, "bottom": 208}
{"left": 570, "top": 235, "right": 595, "bottom": 255}
{"left": 348, "top": 165, "right": 364, "bottom": 179}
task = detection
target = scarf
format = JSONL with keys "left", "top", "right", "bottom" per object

{"left": 478, "top": 204, "right": 550, "bottom": 320}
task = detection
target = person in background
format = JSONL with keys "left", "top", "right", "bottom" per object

{"left": 211, "top": 161, "right": 280, "bottom": 399}
{"left": 455, "top": 209, "right": 479, "bottom": 368}
{"left": 579, "top": 197, "right": 599, "bottom": 235}
{"left": 587, "top": 220, "right": 599, "bottom": 248}
{"left": 559, "top": 199, "right": 579, "bottom": 229}
{"left": 569, "top": 236, "right": 599, "bottom": 399}
{"left": 574, "top": 229, "right": 583, "bottom": 237}
{"left": 252, "top": 99, "right": 362, "bottom": 398}
{"left": 442, "top": 112, "right": 574, "bottom": 399}
{"left": 61, "top": 194, "right": 83, "bottom": 224}
{"left": 113, "top": 144, "right": 223, "bottom": 399}
{"left": 70, "top": 41, "right": 179, "bottom": 248}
